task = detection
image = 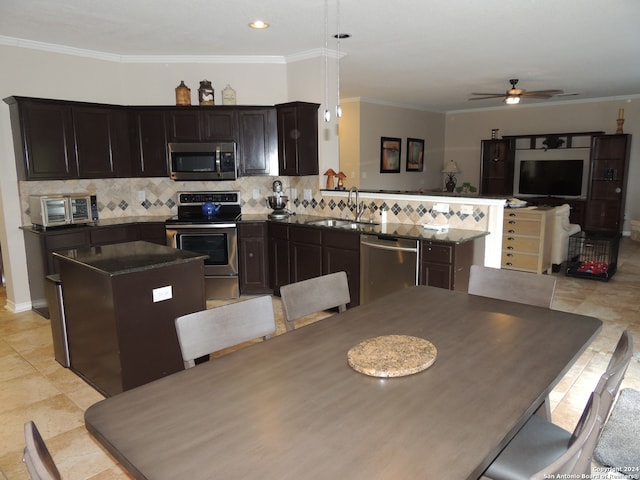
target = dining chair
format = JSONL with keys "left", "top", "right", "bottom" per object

{"left": 594, "top": 329, "right": 633, "bottom": 419}
{"left": 22, "top": 421, "right": 62, "bottom": 480}
{"left": 482, "top": 390, "right": 606, "bottom": 480}
{"left": 175, "top": 295, "right": 276, "bottom": 369}
{"left": 468, "top": 265, "right": 557, "bottom": 308}
{"left": 280, "top": 271, "right": 351, "bottom": 332}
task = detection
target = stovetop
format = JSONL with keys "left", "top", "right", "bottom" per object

{"left": 166, "top": 190, "right": 242, "bottom": 225}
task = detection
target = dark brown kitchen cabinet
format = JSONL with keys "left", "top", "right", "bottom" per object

{"left": 584, "top": 134, "right": 631, "bottom": 233}
{"left": 276, "top": 102, "right": 319, "bottom": 176}
{"left": 238, "top": 222, "right": 270, "bottom": 294}
{"left": 137, "top": 222, "right": 168, "bottom": 245}
{"left": 322, "top": 229, "right": 360, "bottom": 307}
{"left": 237, "top": 107, "right": 278, "bottom": 175}
{"left": 290, "top": 226, "right": 323, "bottom": 283}
{"left": 5, "top": 97, "right": 77, "bottom": 180}
{"left": 130, "top": 109, "right": 169, "bottom": 177}
{"left": 479, "top": 139, "right": 515, "bottom": 196}
{"left": 73, "top": 105, "right": 131, "bottom": 178}
{"left": 5, "top": 97, "right": 130, "bottom": 180}
{"left": 90, "top": 225, "right": 137, "bottom": 246}
{"left": 166, "top": 108, "right": 237, "bottom": 142}
{"left": 420, "top": 240, "right": 475, "bottom": 291}
{"left": 268, "top": 223, "right": 291, "bottom": 294}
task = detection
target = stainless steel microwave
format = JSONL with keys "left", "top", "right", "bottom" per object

{"left": 29, "top": 194, "right": 95, "bottom": 228}
{"left": 169, "top": 142, "right": 237, "bottom": 181}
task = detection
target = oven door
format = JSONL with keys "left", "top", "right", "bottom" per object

{"left": 166, "top": 225, "right": 239, "bottom": 299}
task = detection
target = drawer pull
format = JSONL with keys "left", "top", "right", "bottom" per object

{"left": 508, "top": 230, "right": 515, "bottom": 234}
{"left": 508, "top": 220, "right": 516, "bottom": 224}
{"left": 508, "top": 237, "right": 515, "bottom": 241}
{"left": 507, "top": 246, "right": 514, "bottom": 250}
{"left": 506, "top": 262, "right": 513, "bottom": 266}
{"left": 506, "top": 253, "right": 513, "bottom": 257}
{"left": 509, "top": 213, "right": 516, "bottom": 217}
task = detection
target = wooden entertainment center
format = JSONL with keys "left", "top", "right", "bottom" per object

{"left": 480, "top": 132, "right": 631, "bottom": 233}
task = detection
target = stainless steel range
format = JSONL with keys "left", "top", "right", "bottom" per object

{"left": 166, "top": 191, "right": 241, "bottom": 299}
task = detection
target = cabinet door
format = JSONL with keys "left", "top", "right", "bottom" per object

{"left": 166, "top": 109, "right": 202, "bottom": 141}
{"left": 290, "top": 226, "right": 322, "bottom": 283}
{"left": 201, "top": 109, "right": 237, "bottom": 140}
{"left": 420, "top": 262, "right": 453, "bottom": 289}
{"left": 268, "top": 223, "right": 290, "bottom": 293}
{"left": 237, "top": 108, "right": 278, "bottom": 176}
{"left": 584, "top": 135, "right": 631, "bottom": 233}
{"left": 12, "top": 99, "right": 77, "bottom": 179}
{"left": 322, "top": 229, "right": 360, "bottom": 307}
{"left": 131, "top": 109, "right": 169, "bottom": 177}
{"left": 238, "top": 223, "right": 270, "bottom": 294}
{"left": 137, "top": 223, "right": 168, "bottom": 245}
{"left": 276, "top": 102, "right": 319, "bottom": 176}
{"left": 73, "top": 106, "right": 130, "bottom": 178}
{"left": 90, "top": 225, "right": 137, "bottom": 246}
{"left": 480, "top": 139, "right": 515, "bottom": 196}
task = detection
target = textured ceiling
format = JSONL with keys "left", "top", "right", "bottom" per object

{"left": 1, "top": 0, "right": 640, "bottom": 111}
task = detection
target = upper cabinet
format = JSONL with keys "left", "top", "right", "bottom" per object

{"left": 276, "top": 102, "right": 319, "bottom": 176}
{"left": 166, "top": 107, "right": 237, "bottom": 142}
{"left": 5, "top": 96, "right": 320, "bottom": 180}
{"left": 6, "top": 97, "right": 130, "bottom": 180}
{"left": 6, "top": 97, "right": 77, "bottom": 180}
{"left": 237, "top": 107, "right": 278, "bottom": 176}
{"left": 129, "top": 108, "right": 169, "bottom": 177}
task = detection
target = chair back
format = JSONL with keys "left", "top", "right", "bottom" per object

{"left": 531, "top": 391, "right": 604, "bottom": 480}
{"left": 595, "top": 330, "right": 633, "bottom": 418}
{"left": 468, "top": 265, "right": 557, "bottom": 308}
{"left": 175, "top": 295, "right": 276, "bottom": 368}
{"left": 22, "top": 421, "right": 62, "bottom": 480}
{"left": 280, "top": 271, "right": 351, "bottom": 332}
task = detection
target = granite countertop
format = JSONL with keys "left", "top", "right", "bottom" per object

{"left": 241, "top": 213, "right": 489, "bottom": 244}
{"left": 20, "top": 215, "right": 172, "bottom": 234}
{"left": 52, "top": 240, "right": 207, "bottom": 276}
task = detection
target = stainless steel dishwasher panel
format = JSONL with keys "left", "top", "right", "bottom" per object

{"left": 360, "top": 234, "right": 419, "bottom": 304}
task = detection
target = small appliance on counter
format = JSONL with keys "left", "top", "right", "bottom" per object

{"left": 267, "top": 180, "right": 289, "bottom": 219}
{"left": 29, "top": 193, "right": 95, "bottom": 229}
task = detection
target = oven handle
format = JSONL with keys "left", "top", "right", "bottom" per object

{"left": 165, "top": 223, "right": 237, "bottom": 229}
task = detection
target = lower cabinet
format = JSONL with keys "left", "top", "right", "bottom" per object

{"left": 238, "top": 222, "right": 271, "bottom": 294}
{"left": 267, "top": 223, "right": 360, "bottom": 306}
{"left": 420, "top": 240, "right": 475, "bottom": 291}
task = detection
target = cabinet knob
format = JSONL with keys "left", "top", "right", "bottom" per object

{"left": 249, "top": 253, "right": 254, "bottom": 258}
{"left": 615, "top": 187, "right": 622, "bottom": 193}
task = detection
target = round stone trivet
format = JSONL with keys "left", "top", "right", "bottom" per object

{"left": 347, "top": 335, "right": 437, "bottom": 378}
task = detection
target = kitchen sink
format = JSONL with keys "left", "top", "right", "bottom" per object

{"left": 305, "top": 218, "right": 379, "bottom": 230}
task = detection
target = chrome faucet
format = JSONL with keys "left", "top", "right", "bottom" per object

{"left": 347, "top": 186, "right": 366, "bottom": 222}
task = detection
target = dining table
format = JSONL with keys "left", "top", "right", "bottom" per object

{"left": 84, "top": 285, "right": 602, "bottom": 480}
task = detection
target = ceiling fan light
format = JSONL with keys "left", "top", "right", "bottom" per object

{"left": 505, "top": 96, "right": 520, "bottom": 105}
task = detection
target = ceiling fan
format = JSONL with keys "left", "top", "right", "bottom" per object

{"left": 469, "top": 79, "right": 563, "bottom": 104}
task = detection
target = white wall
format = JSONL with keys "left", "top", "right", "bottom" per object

{"left": 444, "top": 98, "right": 640, "bottom": 231}
{"left": 343, "top": 100, "right": 445, "bottom": 191}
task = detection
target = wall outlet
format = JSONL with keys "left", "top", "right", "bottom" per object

{"left": 290, "top": 188, "right": 297, "bottom": 199}
{"left": 461, "top": 205, "right": 474, "bottom": 215}
{"left": 303, "top": 189, "right": 312, "bottom": 201}
{"left": 152, "top": 286, "right": 173, "bottom": 303}
{"left": 137, "top": 190, "right": 145, "bottom": 202}
{"left": 433, "top": 203, "right": 449, "bottom": 213}
{"left": 253, "top": 188, "right": 260, "bottom": 200}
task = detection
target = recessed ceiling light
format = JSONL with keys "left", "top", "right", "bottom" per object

{"left": 249, "top": 20, "right": 269, "bottom": 29}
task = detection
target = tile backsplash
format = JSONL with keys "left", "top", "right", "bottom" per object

{"left": 19, "top": 176, "right": 488, "bottom": 231}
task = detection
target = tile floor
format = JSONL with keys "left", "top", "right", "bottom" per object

{"left": 1, "top": 239, "right": 639, "bottom": 479}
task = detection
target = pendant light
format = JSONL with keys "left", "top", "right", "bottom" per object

{"left": 323, "top": 0, "right": 331, "bottom": 123}
{"left": 335, "top": 0, "right": 342, "bottom": 119}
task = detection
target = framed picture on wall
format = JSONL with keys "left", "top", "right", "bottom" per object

{"left": 380, "top": 137, "right": 401, "bottom": 173}
{"left": 406, "top": 138, "right": 425, "bottom": 172}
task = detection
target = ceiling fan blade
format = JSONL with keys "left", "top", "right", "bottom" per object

{"left": 468, "top": 96, "right": 505, "bottom": 101}
{"left": 521, "top": 89, "right": 564, "bottom": 96}
{"left": 470, "top": 93, "right": 504, "bottom": 96}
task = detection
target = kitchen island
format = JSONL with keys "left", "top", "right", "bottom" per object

{"left": 54, "top": 241, "right": 206, "bottom": 396}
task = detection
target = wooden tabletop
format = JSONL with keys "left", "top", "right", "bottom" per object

{"left": 85, "top": 286, "right": 601, "bottom": 480}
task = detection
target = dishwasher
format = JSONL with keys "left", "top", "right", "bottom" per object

{"left": 360, "top": 234, "right": 420, "bottom": 304}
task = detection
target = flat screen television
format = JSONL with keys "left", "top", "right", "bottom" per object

{"left": 513, "top": 149, "right": 590, "bottom": 199}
